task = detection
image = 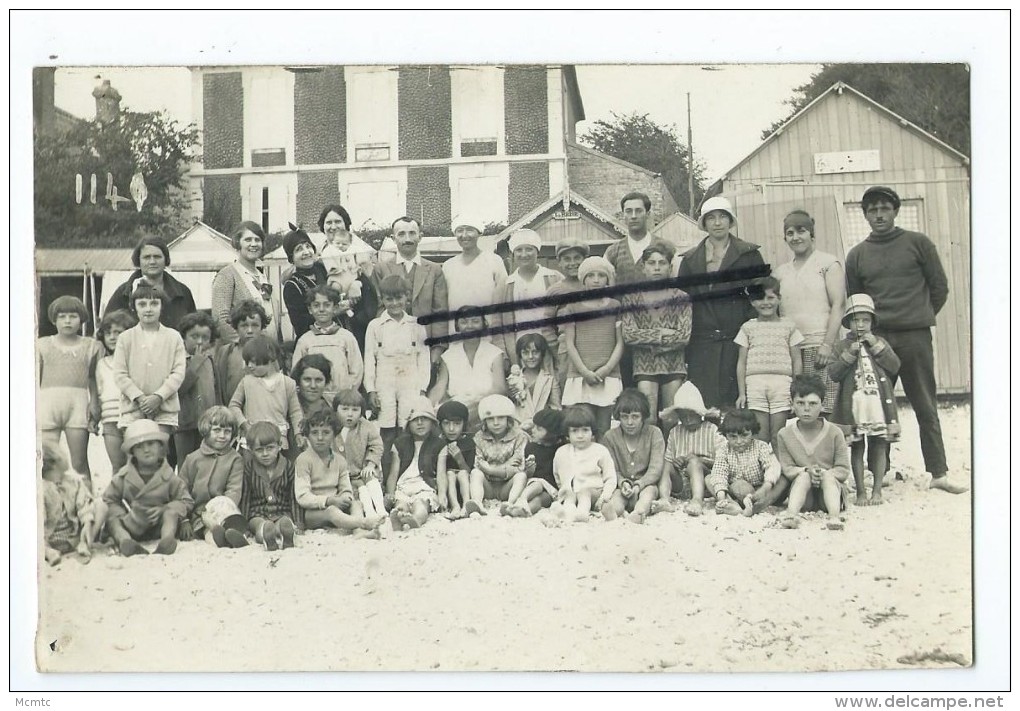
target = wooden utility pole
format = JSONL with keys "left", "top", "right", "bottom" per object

{"left": 687, "top": 92, "right": 695, "bottom": 217}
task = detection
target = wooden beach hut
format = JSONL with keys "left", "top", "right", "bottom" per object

{"left": 706, "top": 81, "right": 970, "bottom": 394}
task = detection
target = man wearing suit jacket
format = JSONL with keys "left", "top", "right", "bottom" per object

{"left": 372, "top": 216, "right": 449, "bottom": 366}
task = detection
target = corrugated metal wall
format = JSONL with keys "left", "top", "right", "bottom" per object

{"left": 718, "top": 90, "right": 970, "bottom": 394}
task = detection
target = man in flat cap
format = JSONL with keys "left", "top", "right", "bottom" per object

{"left": 845, "top": 186, "right": 966, "bottom": 495}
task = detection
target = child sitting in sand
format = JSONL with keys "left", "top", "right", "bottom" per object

{"left": 41, "top": 442, "right": 98, "bottom": 565}
{"left": 776, "top": 375, "right": 852, "bottom": 529}
{"left": 177, "top": 406, "right": 248, "bottom": 548}
{"left": 828, "top": 294, "right": 901, "bottom": 506}
{"left": 434, "top": 400, "right": 476, "bottom": 519}
{"left": 552, "top": 405, "right": 618, "bottom": 522}
{"left": 600, "top": 389, "right": 663, "bottom": 524}
{"left": 657, "top": 380, "right": 726, "bottom": 517}
{"left": 296, "top": 408, "right": 384, "bottom": 539}
{"left": 332, "top": 388, "right": 388, "bottom": 521}
{"left": 502, "top": 408, "right": 564, "bottom": 518}
{"left": 239, "top": 421, "right": 302, "bottom": 551}
{"left": 705, "top": 409, "right": 781, "bottom": 517}
{"left": 465, "top": 394, "right": 529, "bottom": 516}
{"left": 101, "top": 420, "right": 194, "bottom": 556}
{"left": 386, "top": 396, "right": 442, "bottom": 531}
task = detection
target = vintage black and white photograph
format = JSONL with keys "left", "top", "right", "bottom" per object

{"left": 11, "top": 9, "right": 1008, "bottom": 695}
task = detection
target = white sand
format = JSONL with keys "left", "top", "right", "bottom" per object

{"left": 36, "top": 403, "right": 972, "bottom": 673}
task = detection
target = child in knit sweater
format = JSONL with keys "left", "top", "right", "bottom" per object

{"left": 94, "top": 309, "right": 137, "bottom": 474}
{"left": 177, "top": 406, "right": 248, "bottom": 548}
{"left": 112, "top": 285, "right": 187, "bottom": 434}
{"left": 292, "top": 284, "right": 364, "bottom": 398}
{"left": 296, "top": 408, "right": 384, "bottom": 538}
{"left": 229, "top": 335, "right": 305, "bottom": 456}
{"left": 706, "top": 409, "right": 781, "bottom": 517}
{"left": 776, "top": 375, "right": 852, "bottom": 529}
{"left": 600, "top": 389, "right": 663, "bottom": 524}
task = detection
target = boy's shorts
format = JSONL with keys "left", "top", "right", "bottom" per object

{"left": 38, "top": 387, "right": 89, "bottom": 430}
{"left": 377, "top": 389, "right": 421, "bottom": 429}
{"left": 119, "top": 408, "right": 178, "bottom": 430}
{"left": 745, "top": 374, "right": 792, "bottom": 414}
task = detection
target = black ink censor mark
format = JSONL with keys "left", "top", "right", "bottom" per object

{"left": 421, "top": 263, "right": 771, "bottom": 347}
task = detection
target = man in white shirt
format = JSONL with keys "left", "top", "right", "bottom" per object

{"left": 604, "top": 191, "right": 654, "bottom": 286}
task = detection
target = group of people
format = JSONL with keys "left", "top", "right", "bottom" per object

{"left": 36, "top": 186, "right": 967, "bottom": 564}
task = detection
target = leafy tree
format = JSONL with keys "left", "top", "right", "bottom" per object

{"left": 763, "top": 64, "right": 970, "bottom": 155}
{"left": 34, "top": 110, "right": 199, "bottom": 247}
{"left": 579, "top": 112, "right": 707, "bottom": 216}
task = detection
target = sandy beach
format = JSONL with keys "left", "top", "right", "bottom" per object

{"left": 36, "top": 402, "right": 972, "bottom": 674}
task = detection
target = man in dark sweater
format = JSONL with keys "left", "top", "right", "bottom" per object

{"left": 845, "top": 186, "right": 966, "bottom": 494}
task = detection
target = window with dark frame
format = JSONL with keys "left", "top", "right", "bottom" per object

{"left": 261, "top": 187, "right": 270, "bottom": 234}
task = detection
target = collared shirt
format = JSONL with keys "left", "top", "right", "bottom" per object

{"left": 705, "top": 237, "right": 732, "bottom": 273}
{"left": 626, "top": 234, "right": 652, "bottom": 265}
{"left": 397, "top": 254, "right": 423, "bottom": 273}
{"left": 363, "top": 311, "right": 430, "bottom": 392}
{"left": 705, "top": 440, "right": 781, "bottom": 493}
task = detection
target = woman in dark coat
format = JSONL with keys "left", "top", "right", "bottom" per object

{"left": 281, "top": 226, "right": 328, "bottom": 341}
{"left": 676, "top": 196, "right": 765, "bottom": 410}
{"left": 104, "top": 236, "right": 197, "bottom": 329}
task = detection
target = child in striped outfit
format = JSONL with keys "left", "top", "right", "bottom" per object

{"left": 657, "top": 380, "right": 726, "bottom": 516}
{"left": 239, "top": 421, "right": 301, "bottom": 550}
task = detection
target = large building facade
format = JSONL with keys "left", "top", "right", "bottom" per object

{"left": 189, "top": 65, "right": 589, "bottom": 235}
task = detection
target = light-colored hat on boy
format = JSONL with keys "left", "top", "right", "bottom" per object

{"left": 121, "top": 419, "right": 169, "bottom": 454}
{"left": 842, "top": 293, "right": 878, "bottom": 329}
{"left": 477, "top": 394, "right": 518, "bottom": 421}
{"left": 577, "top": 256, "right": 616, "bottom": 286}
{"left": 406, "top": 396, "right": 438, "bottom": 425}
{"left": 555, "top": 237, "right": 590, "bottom": 259}
{"left": 508, "top": 229, "right": 542, "bottom": 253}
{"left": 697, "top": 196, "right": 737, "bottom": 231}
{"left": 660, "top": 380, "right": 707, "bottom": 418}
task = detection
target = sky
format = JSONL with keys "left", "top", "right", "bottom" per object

{"left": 54, "top": 63, "right": 819, "bottom": 184}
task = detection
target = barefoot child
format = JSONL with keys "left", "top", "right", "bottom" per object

{"left": 560, "top": 257, "right": 624, "bottom": 436}
{"left": 600, "top": 389, "right": 664, "bottom": 523}
{"left": 213, "top": 300, "right": 269, "bottom": 407}
{"left": 465, "top": 394, "right": 529, "bottom": 516}
{"left": 238, "top": 421, "right": 301, "bottom": 550}
{"left": 504, "top": 408, "right": 564, "bottom": 518}
{"left": 41, "top": 442, "right": 98, "bottom": 565}
{"left": 706, "top": 409, "right": 781, "bottom": 516}
{"left": 38, "top": 295, "right": 103, "bottom": 488}
{"left": 94, "top": 309, "right": 137, "bottom": 474}
{"left": 434, "top": 400, "right": 476, "bottom": 518}
{"left": 177, "top": 406, "right": 248, "bottom": 548}
{"left": 828, "top": 294, "right": 901, "bottom": 505}
{"left": 734, "top": 276, "right": 804, "bottom": 444}
{"left": 296, "top": 408, "right": 383, "bottom": 538}
{"left": 385, "top": 397, "right": 442, "bottom": 530}
{"left": 657, "top": 380, "right": 726, "bottom": 516}
{"left": 101, "top": 420, "right": 194, "bottom": 556}
{"left": 332, "top": 389, "right": 388, "bottom": 521}
{"left": 292, "top": 284, "right": 364, "bottom": 399}
{"left": 229, "top": 335, "right": 305, "bottom": 456}
{"left": 776, "top": 375, "right": 852, "bottom": 529}
{"left": 552, "top": 405, "right": 617, "bottom": 522}
{"left": 175, "top": 311, "right": 218, "bottom": 464}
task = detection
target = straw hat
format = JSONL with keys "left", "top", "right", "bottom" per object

{"left": 842, "top": 293, "right": 878, "bottom": 329}
{"left": 121, "top": 419, "right": 169, "bottom": 454}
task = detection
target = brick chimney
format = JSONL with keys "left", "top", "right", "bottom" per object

{"left": 92, "top": 77, "right": 122, "bottom": 125}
